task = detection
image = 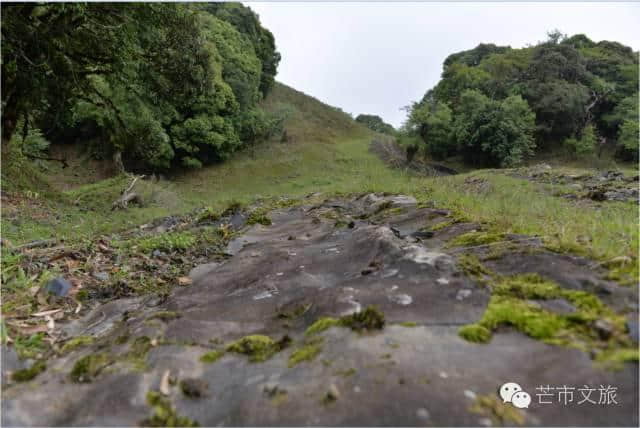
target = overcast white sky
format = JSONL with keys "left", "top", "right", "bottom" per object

{"left": 246, "top": 2, "right": 640, "bottom": 128}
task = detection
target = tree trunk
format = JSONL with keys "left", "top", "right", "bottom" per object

{"left": 1, "top": 94, "right": 19, "bottom": 148}
{"left": 113, "top": 150, "right": 126, "bottom": 175}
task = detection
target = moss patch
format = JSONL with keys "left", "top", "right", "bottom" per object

{"left": 340, "top": 306, "right": 385, "bottom": 331}
{"left": 458, "top": 324, "right": 492, "bottom": 343}
{"left": 288, "top": 338, "right": 323, "bottom": 367}
{"left": 470, "top": 394, "right": 525, "bottom": 426}
{"left": 247, "top": 208, "right": 272, "bottom": 226}
{"left": 141, "top": 391, "right": 199, "bottom": 427}
{"left": 226, "top": 334, "right": 291, "bottom": 362}
{"left": 146, "top": 311, "right": 181, "bottom": 322}
{"left": 398, "top": 321, "right": 418, "bottom": 327}
{"left": 12, "top": 360, "right": 46, "bottom": 382}
{"left": 200, "top": 350, "right": 225, "bottom": 364}
{"left": 136, "top": 232, "right": 196, "bottom": 253}
{"left": 448, "top": 231, "right": 507, "bottom": 248}
{"left": 70, "top": 353, "right": 111, "bottom": 383}
{"left": 305, "top": 317, "right": 340, "bottom": 336}
{"left": 458, "top": 254, "right": 494, "bottom": 282}
{"left": 126, "top": 336, "right": 153, "bottom": 370}
{"left": 60, "top": 335, "right": 94, "bottom": 354}
{"left": 306, "top": 307, "right": 386, "bottom": 337}
{"left": 458, "top": 271, "right": 632, "bottom": 367}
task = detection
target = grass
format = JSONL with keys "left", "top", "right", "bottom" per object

{"left": 3, "top": 84, "right": 636, "bottom": 286}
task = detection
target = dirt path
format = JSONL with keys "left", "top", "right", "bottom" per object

{"left": 2, "top": 194, "right": 637, "bottom": 426}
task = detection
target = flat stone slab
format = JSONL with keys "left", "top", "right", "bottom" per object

{"left": 2, "top": 194, "right": 637, "bottom": 426}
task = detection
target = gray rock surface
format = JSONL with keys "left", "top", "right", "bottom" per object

{"left": 2, "top": 194, "right": 637, "bottom": 427}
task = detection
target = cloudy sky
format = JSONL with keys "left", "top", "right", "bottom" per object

{"left": 246, "top": 2, "right": 640, "bottom": 128}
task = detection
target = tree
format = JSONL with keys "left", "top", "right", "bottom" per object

{"left": 1, "top": 3, "right": 137, "bottom": 146}
{"left": 453, "top": 90, "right": 536, "bottom": 167}
{"left": 355, "top": 114, "right": 395, "bottom": 135}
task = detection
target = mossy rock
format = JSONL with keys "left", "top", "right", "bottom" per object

{"left": 141, "top": 391, "right": 199, "bottom": 427}
{"left": 226, "top": 335, "right": 291, "bottom": 362}
{"left": 12, "top": 360, "right": 46, "bottom": 382}
{"left": 60, "top": 335, "right": 94, "bottom": 354}
{"left": 70, "top": 353, "right": 111, "bottom": 383}
{"left": 200, "top": 350, "right": 225, "bottom": 364}
{"left": 288, "top": 338, "right": 323, "bottom": 367}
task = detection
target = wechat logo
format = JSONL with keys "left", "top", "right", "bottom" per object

{"left": 500, "top": 382, "right": 531, "bottom": 409}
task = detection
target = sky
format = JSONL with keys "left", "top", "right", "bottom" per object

{"left": 246, "top": 2, "right": 640, "bottom": 128}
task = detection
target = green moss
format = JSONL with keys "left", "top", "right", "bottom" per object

{"left": 277, "top": 303, "right": 311, "bottom": 320}
{"left": 399, "top": 321, "right": 418, "bottom": 327}
{"left": 141, "top": 391, "right": 199, "bottom": 427}
{"left": 470, "top": 395, "right": 525, "bottom": 426}
{"left": 226, "top": 334, "right": 290, "bottom": 362}
{"left": 288, "top": 338, "right": 323, "bottom": 367}
{"left": 493, "top": 273, "right": 559, "bottom": 299}
{"left": 305, "top": 307, "right": 385, "bottom": 337}
{"left": 75, "top": 289, "right": 90, "bottom": 301}
{"left": 339, "top": 306, "right": 385, "bottom": 331}
{"left": 136, "top": 232, "right": 196, "bottom": 253}
{"left": 196, "top": 207, "right": 220, "bottom": 223}
{"left": 70, "top": 353, "right": 110, "bottom": 383}
{"left": 146, "top": 311, "right": 181, "bottom": 322}
{"left": 12, "top": 360, "right": 46, "bottom": 382}
{"left": 448, "top": 231, "right": 507, "bottom": 248}
{"left": 126, "top": 336, "right": 153, "bottom": 370}
{"left": 458, "top": 254, "right": 494, "bottom": 281}
{"left": 596, "top": 348, "right": 640, "bottom": 370}
{"left": 60, "top": 335, "right": 94, "bottom": 354}
{"left": 334, "top": 368, "right": 357, "bottom": 377}
{"left": 305, "top": 317, "right": 340, "bottom": 336}
{"left": 460, "top": 272, "right": 631, "bottom": 366}
{"left": 247, "top": 208, "right": 272, "bottom": 226}
{"left": 200, "top": 350, "right": 225, "bottom": 364}
{"left": 458, "top": 324, "right": 492, "bottom": 343}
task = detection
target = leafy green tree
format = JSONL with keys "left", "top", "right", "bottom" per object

{"left": 564, "top": 124, "right": 597, "bottom": 157}
{"left": 410, "top": 102, "right": 454, "bottom": 159}
{"left": 355, "top": 114, "right": 395, "bottom": 135}
{"left": 453, "top": 90, "right": 536, "bottom": 167}
{"left": 1, "top": 3, "right": 137, "bottom": 146}
{"left": 203, "top": 2, "right": 281, "bottom": 96}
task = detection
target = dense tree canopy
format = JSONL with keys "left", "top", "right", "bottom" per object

{"left": 355, "top": 114, "right": 395, "bottom": 135}
{"left": 406, "top": 32, "right": 639, "bottom": 165}
{"left": 1, "top": 2, "right": 282, "bottom": 172}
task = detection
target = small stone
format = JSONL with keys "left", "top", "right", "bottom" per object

{"left": 325, "top": 383, "right": 340, "bottom": 402}
{"left": 180, "top": 378, "right": 209, "bottom": 398}
{"left": 464, "top": 390, "right": 477, "bottom": 400}
{"left": 388, "top": 294, "right": 412, "bottom": 305}
{"left": 43, "top": 277, "right": 71, "bottom": 297}
{"left": 456, "top": 289, "right": 472, "bottom": 301}
{"left": 437, "top": 277, "right": 450, "bottom": 285}
{"left": 152, "top": 249, "right": 163, "bottom": 258}
{"left": 416, "top": 408, "right": 430, "bottom": 420}
{"left": 594, "top": 319, "right": 614, "bottom": 340}
{"left": 479, "top": 417, "right": 493, "bottom": 427}
{"left": 93, "top": 272, "right": 109, "bottom": 282}
{"left": 353, "top": 386, "right": 361, "bottom": 393}
{"left": 263, "top": 382, "right": 281, "bottom": 397}
{"left": 439, "top": 371, "right": 448, "bottom": 379}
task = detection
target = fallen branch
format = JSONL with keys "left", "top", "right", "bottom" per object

{"left": 112, "top": 174, "right": 144, "bottom": 210}
{"left": 16, "top": 239, "right": 57, "bottom": 251}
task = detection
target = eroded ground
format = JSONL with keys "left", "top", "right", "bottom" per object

{"left": 2, "top": 194, "right": 638, "bottom": 426}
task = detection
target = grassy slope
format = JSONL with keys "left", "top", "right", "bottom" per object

{"left": 1, "top": 82, "right": 637, "bottom": 281}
